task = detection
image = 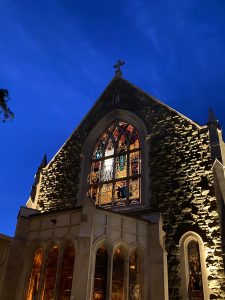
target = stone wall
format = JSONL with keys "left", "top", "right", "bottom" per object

{"left": 36, "top": 77, "right": 225, "bottom": 299}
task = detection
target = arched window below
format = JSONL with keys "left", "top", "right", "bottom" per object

{"left": 112, "top": 247, "right": 126, "bottom": 300}
{"left": 129, "top": 251, "right": 141, "bottom": 300}
{"left": 93, "top": 245, "right": 108, "bottom": 300}
{"left": 187, "top": 240, "right": 204, "bottom": 299}
{"left": 41, "top": 245, "right": 59, "bottom": 300}
{"left": 58, "top": 244, "right": 75, "bottom": 300}
{"left": 179, "top": 232, "right": 208, "bottom": 300}
{"left": 88, "top": 120, "right": 141, "bottom": 208}
{"left": 26, "top": 248, "right": 44, "bottom": 300}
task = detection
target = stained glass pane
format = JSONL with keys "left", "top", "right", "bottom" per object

{"left": 129, "top": 252, "right": 141, "bottom": 300}
{"left": 26, "top": 248, "right": 44, "bottom": 300}
{"left": 105, "top": 138, "right": 114, "bottom": 157}
{"left": 115, "top": 155, "right": 127, "bottom": 179}
{"left": 113, "top": 126, "right": 119, "bottom": 142}
{"left": 130, "top": 152, "right": 140, "bottom": 176}
{"left": 125, "top": 124, "right": 134, "bottom": 139}
{"left": 99, "top": 183, "right": 113, "bottom": 206}
{"left": 41, "top": 246, "right": 59, "bottom": 300}
{"left": 117, "top": 134, "right": 127, "bottom": 153}
{"left": 58, "top": 245, "right": 75, "bottom": 300}
{"left": 188, "top": 241, "right": 204, "bottom": 299}
{"left": 101, "top": 158, "right": 114, "bottom": 181}
{"left": 114, "top": 181, "right": 127, "bottom": 206}
{"left": 90, "top": 161, "right": 101, "bottom": 184}
{"left": 93, "top": 142, "right": 103, "bottom": 160}
{"left": 130, "top": 130, "right": 140, "bottom": 150}
{"left": 112, "top": 248, "right": 126, "bottom": 300}
{"left": 129, "top": 179, "right": 140, "bottom": 204}
{"left": 93, "top": 245, "right": 108, "bottom": 300}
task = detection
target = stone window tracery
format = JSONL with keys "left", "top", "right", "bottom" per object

{"left": 88, "top": 120, "right": 141, "bottom": 207}
{"left": 112, "top": 247, "right": 126, "bottom": 300}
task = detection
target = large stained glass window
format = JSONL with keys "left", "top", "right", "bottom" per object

{"left": 58, "top": 245, "right": 75, "bottom": 300}
{"left": 88, "top": 120, "right": 141, "bottom": 207}
{"left": 93, "top": 245, "right": 108, "bottom": 300}
{"left": 26, "top": 248, "right": 44, "bottom": 300}
{"left": 188, "top": 241, "right": 204, "bottom": 299}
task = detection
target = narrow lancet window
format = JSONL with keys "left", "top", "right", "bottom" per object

{"left": 58, "top": 245, "right": 75, "bottom": 300}
{"left": 129, "top": 251, "right": 141, "bottom": 300}
{"left": 88, "top": 120, "right": 141, "bottom": 207}
{"left": 41, "top": 245, "right": 59, "bottom": 300}
{"left": 112, "top": 247, "right": 126, "bottom": 300}
{"left": 93, "top": 245, "right": 108, "bottom": 300}
{"left": 188, "top": 241, "right": 204, "bottom": 299}
{"left": 26, "top": 248, "right": 44, "bottom": 300}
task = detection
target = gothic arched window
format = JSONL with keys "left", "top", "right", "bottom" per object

{"left": 93, "top": 245, "right": 108, "bottom": 300}
{"left": 112, "top": 247, "right": 126, "bottom": 300}
{"left": 26, "top": 248, "right": 44, "bottom": 300}
{"left": 187, "top": 240, "right": 204, "bottom": 299}
{"left": 129, "top": 251, "right": 141, "bottom": 300}
{"left": 88, "top": 120, "right": 141, "bottom": 207}
{"left": 41, "top": 245, "right": 59, "bottom": 300}
{"left": 58, "top": 244, "right": 75, "bottom": 300}
{"left": 179, "top": 232, "right": 208, "bottom": 300}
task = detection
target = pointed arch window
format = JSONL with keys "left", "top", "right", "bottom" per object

{"left": 93, "top": 245, "right": 108, "bottom": 300}
{"left": 41, "top": 245, "right": 59, "bottom": 300}
{"left": 112, "top": 247, "right": 126, "bottom": 300}
{"left": 129, "top": 251, "right": 141, "bottom": 299}
{"left": 26, "top": 248, "right": 44, "bottom": 300}
{"left": 88, "top": 120, "right": 141, "bottom": 207}
{"left": 187, "top": 241, "right": 204, "bottom": 299}
{"left": 58, "top": 244, "right": 75, "bottom": 300}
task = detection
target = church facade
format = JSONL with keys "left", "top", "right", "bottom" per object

{"left": 1, "top": 67, "right": 225, "bottom": 299}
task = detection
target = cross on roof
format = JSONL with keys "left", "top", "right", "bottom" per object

{"left": 113, "top": 59, "right": 125, "bottom": 78}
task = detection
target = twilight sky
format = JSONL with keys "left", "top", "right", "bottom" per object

{"left": 1, "top": 0, "right": 225, "bottom": 236}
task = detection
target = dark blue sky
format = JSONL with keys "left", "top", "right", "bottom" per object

{"left": 1, "top": 0, "right": 225, "bottom": 236}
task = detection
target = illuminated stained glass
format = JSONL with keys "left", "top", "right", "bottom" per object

{"left": 41, "top": 245, "right": 59, "bottom": 300}
{"left": 99, "top": 184, "right": 113, "bottom": 206}
{"left": 58, "top": 245, "right": 75, "bottom": 300}
{"left": 112, "top": 248, "right": 126, "bottom": 300}
{"left": 130, "top": 152, "right": 140, "bottom": 176}
{"left": 88, "top": 120, "right": 141, "bottom": 207}
{"left": 129, "top": 179, "right": 140, "bottom": 204}
{"left": 188, "top": 241, "right": 204, "bottom": 299}
{"left": 26, "top": 248, "right": 44, "bottom": 300}
{"left": 129, "top": 251, "right": 141, "bottom": 300}
{"left": 93, "top": 245, "right": 108, "bottom": 300}
{"left": 115, "top": 155, "right": 127, "bottom": 179}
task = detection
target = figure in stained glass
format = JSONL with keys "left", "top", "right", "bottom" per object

{"left": 88, "top": 120, "right": 141, "bottom": 207}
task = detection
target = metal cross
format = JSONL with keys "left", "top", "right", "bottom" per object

{"left": 113, "top": 59, "right": 125, "bottom": 77}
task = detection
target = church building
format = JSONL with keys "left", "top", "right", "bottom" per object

{"left": 1, "top": 61, "right": 225, "bottom": 299}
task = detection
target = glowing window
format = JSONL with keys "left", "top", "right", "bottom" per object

{"left": 58, "top": 245, "right": 75, "bottom": 300}
{"left": 26, "top": 248, "right": 44, "bottom": 300}
{"left": 129, "top": 251, "right": 141, "bottom": 299}
{"left": 187, "top": 241, "right": 204, "bottom": 299}
{"left": 93, "top": 245, "right": 108, "bottom": 300}
{"left": 88, "top": 120, "right": 141, "bottom": 207}
{"left": 112, "top": 247, "right": 126, "bottom": 300}
{"left": 41, "top": 245, "right": 59, "bottom": 300}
